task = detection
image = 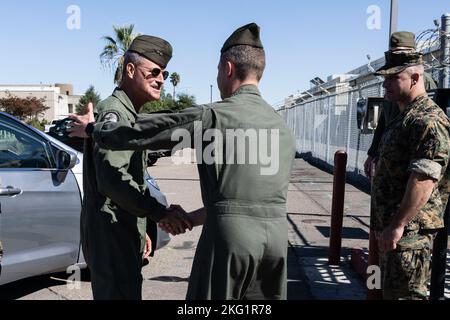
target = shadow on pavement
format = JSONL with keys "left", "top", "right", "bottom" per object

{"left": 147, "top": 276, "right": 189, "bottom": 283}
{"left": 0, "top": 269, "right": 91, "bottom": 300}
{"left": 287, "top": 247, "right": 313, "bottom": 300}
{"left": 316, "top": 226, "right": 369, "bottom": 240}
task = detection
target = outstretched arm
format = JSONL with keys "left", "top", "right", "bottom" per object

{"left": 69, "top": 102, "right": 208, "bottom": 152}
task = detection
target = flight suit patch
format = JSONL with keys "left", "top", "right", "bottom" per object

{"left": 103, "top": 112, "right": 120, "bottom": 123}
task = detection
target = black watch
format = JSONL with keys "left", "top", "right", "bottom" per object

{"left": 85, "top": 122, "right": 95, "bottom": 136}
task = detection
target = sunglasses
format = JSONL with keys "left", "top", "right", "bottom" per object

{"left": 138, "top": 66, "right": 169, "bottom": 80}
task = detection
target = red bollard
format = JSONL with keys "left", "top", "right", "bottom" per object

{"left": 328, "top": 151, "right": 347, "bottom": 266}
{"left": 367, "top": 230, "right": 383, "bottom": 300}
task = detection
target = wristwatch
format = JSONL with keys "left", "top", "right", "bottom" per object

{"left": 85, "top": 122, "right": 95, "bottom": 137}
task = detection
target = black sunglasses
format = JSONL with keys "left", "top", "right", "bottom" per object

{"left": 139, "top": 66, "right": 169, "bottom": 80}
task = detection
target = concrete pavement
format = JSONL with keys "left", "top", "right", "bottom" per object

{"left": 287, "top": 157, "right": 450, "bottom": 300}
{"left": 1, "top": 154, "right": 448, "bottom": 300}
{"left": 142, "top": 155, "right": 448, "bottom": 300}
{"left": 287, "top": 158, "right": 370, "bottom": 300}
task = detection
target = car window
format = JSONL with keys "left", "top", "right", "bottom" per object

{"left": 0, "top": 122, "right": 52, "bottom": 169}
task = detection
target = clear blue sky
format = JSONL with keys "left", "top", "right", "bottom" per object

{"left": 0, "top": 0, "right": 448, "bottom": 106}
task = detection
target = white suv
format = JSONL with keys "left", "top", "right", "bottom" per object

{"left": 0, "top": 112, "right": 170, "bottom": 286}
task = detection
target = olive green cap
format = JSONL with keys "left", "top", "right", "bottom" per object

{"left": 374, "top": 51, "right": 423, "bottom": 76}
{"left": 221, "top": 22, "right": 264, "bottom": 54}
{"left": 128, "top": 35, "right": 172, "bottom": 68}
{"left": 390, "top": 31, "right": 416, "bottom": 50}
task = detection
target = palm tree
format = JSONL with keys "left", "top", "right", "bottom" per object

{"left": 100, "top": 24, "right": 140, "bottom": 85}
{"left": 170, "top": 72, "right": 181, "bottom": 99}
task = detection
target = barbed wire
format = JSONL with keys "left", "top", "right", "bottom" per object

{"left": 277, "top": 21, "right": 450, "bottom": 109}
{"left": 416, "top": 26, "right": 450, "bottom": 69}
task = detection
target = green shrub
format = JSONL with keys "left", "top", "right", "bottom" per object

{"left": 26, "top": 118, "right": 44, "bottom": 131}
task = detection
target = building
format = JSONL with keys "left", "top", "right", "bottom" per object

{"left": 276, "top": 43, "right": 441, "bottom": 111}
{"left": 0, "top": 83, "right": 82, "bottom": 122}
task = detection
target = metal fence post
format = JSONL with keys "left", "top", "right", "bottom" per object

{"left": 326, "top": 97, "right": 332, "bottom": 164}
{"left": 429, "top": 19, "right": 450, "bottom": 298}
{"left": 328, "top": 151, "right": 348, "bottom": 265}
{"left": 440, "top": 13, "right": 450, "bottom": 88}
{"left": 303, "top": 105, "right": 307, "bottom": 153}
{"left": 312, "top": 101, "right": 316, "bottom": 157}
{"left": 293, "top": 105, "right": 298, "bottom": 150}
{"left": 294, "top": 108, "right": 297, "bottom": 135}
{"left": 346, "top": 92, "right": 354, "bottom": 155}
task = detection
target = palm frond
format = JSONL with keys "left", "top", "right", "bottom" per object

{"left": 101, "top": 24, "right": 140, "bottom": 84}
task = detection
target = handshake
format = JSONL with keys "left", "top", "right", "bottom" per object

{"left": 159, "top": 205, "right": 204, "bottom": 236}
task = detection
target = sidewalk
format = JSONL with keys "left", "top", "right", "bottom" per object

{"left": 286, "top": 158, "right": 450, "bottom": 300}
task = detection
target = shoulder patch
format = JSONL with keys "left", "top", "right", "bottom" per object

{"left": 102, "top": 112, "right": 120, "bottom": 123}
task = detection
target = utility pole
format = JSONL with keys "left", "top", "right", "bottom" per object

{"left": 389, "top": 0, "right": 399, "bottom": 37}
{"left": 440, "top": 13, "right": 450, "bottom": 89}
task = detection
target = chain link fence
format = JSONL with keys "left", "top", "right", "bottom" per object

{"left": 279, "top": 66, "right": 443, "bottom": 187}
{"left": 278, "top": 20, "right": 449, "bottom": 187}
{"left": 280, "top": 79, "right": 385, "bottom": 187}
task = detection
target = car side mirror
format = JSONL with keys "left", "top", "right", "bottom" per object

{"left": 56, "top": 149, "right": 77, "bottom": 170}
{"left": 53, "top": 149, "right": 77, "bottom": 184}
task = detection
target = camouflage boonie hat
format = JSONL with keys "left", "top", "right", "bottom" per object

{"left": 390, "top": 31, "right": 416, "bottom": 51}
{"left": 221, "top": 22, "right": 264, "bottom": 54}
{"left": 374, "top": 51, "right": 423, "bottom": 76}
{"left": 128, "top": 35, "right": 172, "bottom": 68}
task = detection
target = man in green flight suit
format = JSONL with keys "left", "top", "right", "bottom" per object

{"left": 69, "top": 23, "right": 296, "bottom": 300}
{"left": 78, "top": 35, "right": 191, "bottom": 300}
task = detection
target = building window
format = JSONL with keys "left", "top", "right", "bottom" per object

{"left": 66, "top": 91, "right": 70, "bottom": 95}
{"left": 68, "top": 104, "right": 74, "bottom": 114}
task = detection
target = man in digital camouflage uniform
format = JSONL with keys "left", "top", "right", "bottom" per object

{"left": 79, "top": 35, "right": 191, "bottom": 300}
{"left": 371, "top": 44, "right": 450, "bottom": 299}
{"left": 69, "top": 23, "right": 296, "bottom": 300}
{"left": 364, "top": 31, "right": 437, "bottom": 178}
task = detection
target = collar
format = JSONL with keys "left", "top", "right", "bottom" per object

{"left": 403, "top": 92, "right": 428, "bottom": 114}
{"left": 230, "top": 84, "right": 261, "bottom": 98}
{"left": 112, "top": 87, "right": 138, "bottom": 117}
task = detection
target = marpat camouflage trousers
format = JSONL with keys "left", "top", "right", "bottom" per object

{"left": 380, "top": 232, "right": 435, "bottom": 300}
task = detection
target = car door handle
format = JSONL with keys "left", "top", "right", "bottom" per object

{"left": 0, "top": 186, "right": 22, "bottom": 197}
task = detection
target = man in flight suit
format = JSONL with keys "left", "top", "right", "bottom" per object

{"left": 78, "top": 35, "right": 191, "bottom": 300}
{"left": 69, "top": 23, "right": 296, "bottom": 300}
